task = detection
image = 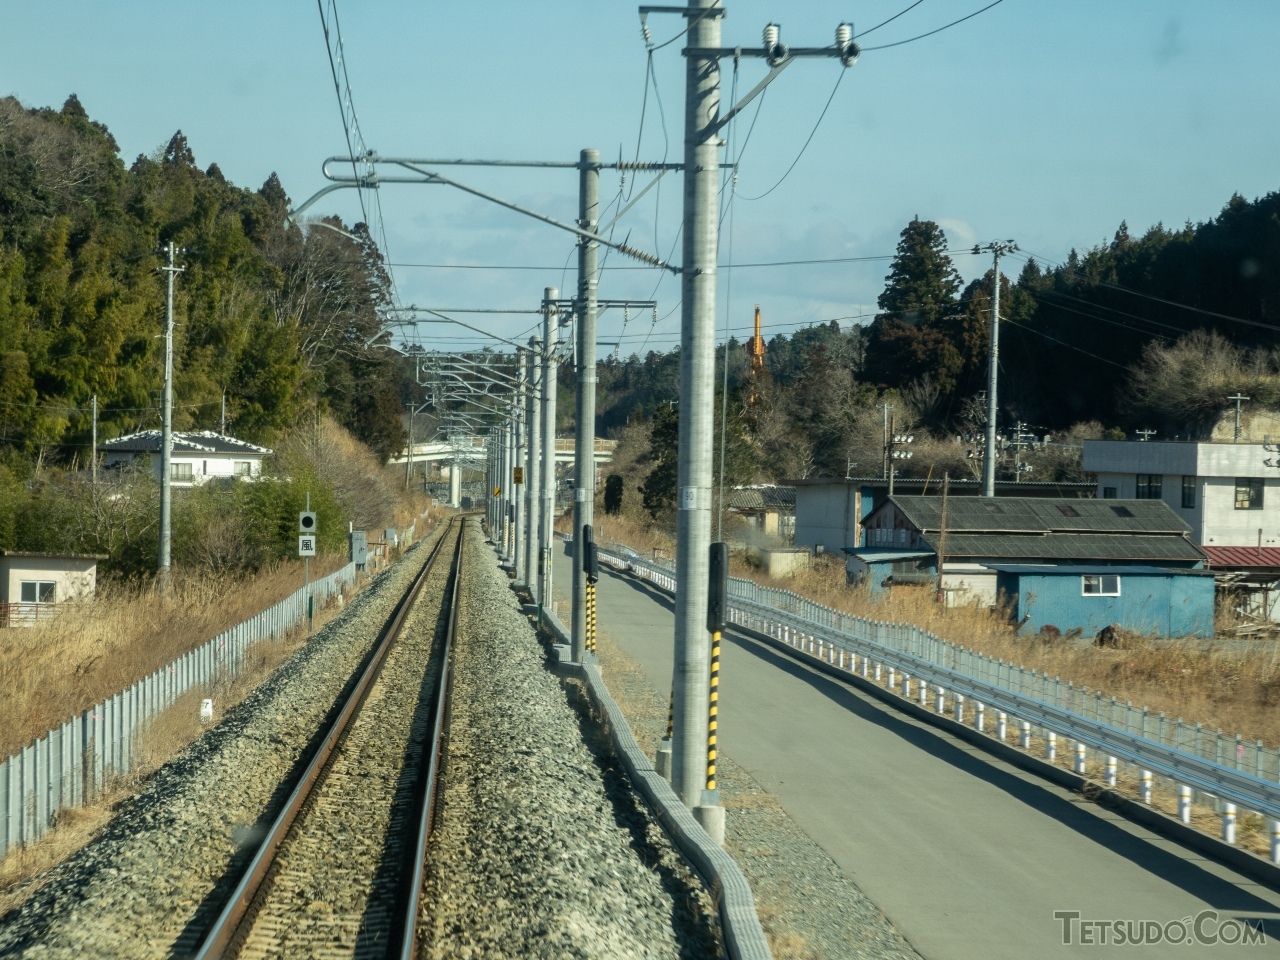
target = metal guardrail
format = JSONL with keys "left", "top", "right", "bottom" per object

{"left": 598, "top": 544, "right": 1280, "bottom": 857}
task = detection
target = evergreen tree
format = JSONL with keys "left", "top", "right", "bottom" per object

{"left": 863, "top": 218, "right": 964, "bottom": 394}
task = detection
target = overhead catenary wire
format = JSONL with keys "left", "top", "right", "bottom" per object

{"left": 859, "top": 0, "right": 1006, "bottom": 51}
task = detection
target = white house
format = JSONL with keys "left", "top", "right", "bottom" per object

{"left": 1083, "top": 439, "right": 1280, "bottom": 619}
{"left": 0, "top": 550, "right": 105, "bottom": 626}
{"left": 100, "top": 431, "right": 272, "bottom": 487}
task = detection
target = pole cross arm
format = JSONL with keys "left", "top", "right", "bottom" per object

{"left": 321, "top": 158, "right": 679, "bottom": 274}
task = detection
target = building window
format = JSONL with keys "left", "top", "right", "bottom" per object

{"left": 234, "top": 461, "right": 252, "bottom": 477}
{"left": 1182, "top": 476, "right": 1196, "bottom": 509}
{"left": 1135, "top": 474, "right": 1162, "bottom": 499}
{"left": 171, "top": 462, "right": 193, "bottom": 481}
{"left": 1082, "top": 574, "right": 1120, "bottom": 597}
{"left": 19, "top": 581, "right": 56, "bottom": 604}
{"left": 1235, "top": 478, "right": 1264, "bottom": 510}
{"left": 1102, "top": 486, "right": 1117, "bottom": 499}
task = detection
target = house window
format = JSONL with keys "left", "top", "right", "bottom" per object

{"left": 19, "top": 581, "right": 56, "bottom": 604}
{"left": 1135, "top": 474, "right": 1162, "bottom": 499}
{"left": 171, "top": 462, "right": 193, "bottom": 481}
{"left": 1082, "top": 574, "right": 1120, "bottom": 597}
{"left": 234, "top": 461, "right": 252, "bottom": 477}
{"left": 1182, "top": 476, "right": 1196, "bottom": 509}
{"left": 1235, "top": 478, "right": 1264, "bottom": 510}
{"left": 1102, "top": 486, "right": 1117, "bottom": 499}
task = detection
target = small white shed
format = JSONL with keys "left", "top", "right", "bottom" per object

{"left": 0, "top": 550, "right": 106, "bottom": 626}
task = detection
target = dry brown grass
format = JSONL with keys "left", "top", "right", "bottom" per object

{"left": 0, "top": 554, "right": 349, "bottom": 760}
{"left": 0, "top": 580, "right": 354, "bottom": 907}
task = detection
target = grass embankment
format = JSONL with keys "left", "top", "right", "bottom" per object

{"left": 0, "top": 555, "right": 349, "bottom": 760}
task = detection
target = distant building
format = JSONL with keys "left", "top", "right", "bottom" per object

{"left": 0, "top": 550, "right": 106, "bottom": 627}
{"left": 846, "top": 496, "right": 1213, "bottom": 637}
{"left": 100, "top": 430, "right": 272, "bottom": 487}
{"left": 726, "top": 485, "right": 795, "bottom": 540}
{"left": 791, "top": 477, "right": 1095, "bottom": 557}
{"left": 1083, "top": 439, "right": 1280, "bottom": 620}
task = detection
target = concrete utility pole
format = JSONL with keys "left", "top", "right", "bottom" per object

{"left": 220, "top": 391, "right": 227, "bottom": 435}
{"left": 1229, "top": 393, "right": 1250, "bottom": 443}
{"left": 514, "top": 358, "right": 527, "bottom": 581}
{"left": 158, "top": 241, "right": 183, "bottom": 589}
{"left": 975, "top": 239, "right": 1016, "bottom": 497}
{"left": 540, "top": 288, "right": 559, "bottom": 613}
{"left": 653, "top": 2, "right": 862, "bottom": 830}
{"left": 90, "top": 394, "right": 97, "bottom": 486}
{"left": 572, "top": 151, "right": 600, "bottom": 664}
{"left": 525, "top": 340, "right": 542, "bottom": 602}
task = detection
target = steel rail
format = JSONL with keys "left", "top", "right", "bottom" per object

{"left": 192, "top": 517, "right": 462, "bottom": 960}
{"left": 599, "top": 547, "right": 1280, "bottom": 829}
{"left": 399, "top": 517, "right": 466, "bottom": 959}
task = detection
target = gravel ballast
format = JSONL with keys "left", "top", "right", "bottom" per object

{"left": 417, "top": 527, "right": 721, "bottom": 959}
{"left": 0, "top": 525, "right": 444, "bottom": 959}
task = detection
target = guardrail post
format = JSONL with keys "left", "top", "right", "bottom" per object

{"left": 1178, "top": 785, "right": 1191, "bottom": 823}
{"left": 1020, "top": 720, "right": 1031, "bottom": 749}
{"left": 1074, "top": 741, "right": 1087, "bottom": 775}
{"left": 1223, "top": 803, "right": 1237, "bottom": 844}
{"left": 886, "top": 666, "right": 895, "bottom": 689}
{"left": 953, "top": 695, "right": 964, "bottom": 724}
{"left": 901, "top": 673, "right": 911, "bottom": 698}
{"left": 860, "top": 655, "right": 869, "bottom": 678}
{"left": 918, "top": 681, "right": 928, "bottom": 708}
{"left": 1046, "top": 731, "right": 1056, "bottom": 761}
{"left": 873, "top": 662, "right": 882, "bottom": 683}
{"left": 975, "top": 702, "right": 985, "bottom": 733}
{"left": 837, "top": 649, "right": 845, "bottom": 670}
{"left": 934, "top": 686, "right": 945, "bottom": 714}
{"left": 996, "top": 711, "right": 1007, "bottom": 741}
{"left": 1105, "top": 756, "right": 1117, "bottom": 787}
{"left": 1139, "top": 770, "right": 1152, "bottom": 803}
{"left": 1271, "top": 820, "right": 1280, "bottom": 863}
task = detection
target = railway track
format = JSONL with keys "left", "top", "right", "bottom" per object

{"left": 192, "top": 515, "right": 466, "bottom": 960}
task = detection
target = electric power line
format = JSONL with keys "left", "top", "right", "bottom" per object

{"left": 860, "top": 0, "right": 1006, "bottom": 51}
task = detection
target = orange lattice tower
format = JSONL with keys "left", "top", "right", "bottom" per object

{"left": 747, "top": 304, "right": 765, "bottom": 376}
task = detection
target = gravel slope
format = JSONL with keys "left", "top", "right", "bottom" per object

{"left": 0, "top": 527, "right": 443, "bottom": 960}
{"left": 417, "top": 526, "right": 721, "bottom": 960}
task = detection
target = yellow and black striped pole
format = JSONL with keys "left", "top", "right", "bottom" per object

{"left": 707, "top": 628, "right": 721, "bottom": 791}
{"left": 586, "top": 581, "right": 597, "bottom": 653}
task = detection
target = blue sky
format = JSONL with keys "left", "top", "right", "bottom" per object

{"left": 3, "top": 1, "right": 1278, "bottom": 355}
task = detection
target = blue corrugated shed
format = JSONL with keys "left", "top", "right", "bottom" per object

{"left": 988, "top": 564, "right": 1215, "bottom": 639}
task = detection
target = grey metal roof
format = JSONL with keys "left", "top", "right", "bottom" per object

{"left": 929, "top": 532, "right": 1205, "bottom": 563}
{"left": 727, "top": 485, "right": 796, "bottom": 511}
{"left": 101, "top": 430, "right": 272, "bottom": 456}
{"left": 888, "top": 496, "right": 1191, "bottom": 535}
{"left": 984, "top": 563, "right": 1214, "bottom": 576}
{"left": 843, "top": 549, "right": 935, "bottom": 563}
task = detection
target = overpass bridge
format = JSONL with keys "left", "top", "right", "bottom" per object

{"left": 387, "top": 436, "right": 616, "bottom": 467}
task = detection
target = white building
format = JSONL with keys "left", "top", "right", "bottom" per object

{"left": 0, "top": 550, "right": 104, "bottom": 626}
{"left": 1082, "top": 440, "right": 1280, "bottom": 549}
{"left": 100, "top": 431, "right": 272, "bottom": 487}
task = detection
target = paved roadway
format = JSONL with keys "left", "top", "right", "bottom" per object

{"left": 552, "top": 547, "right": 1280, "bottom": 959}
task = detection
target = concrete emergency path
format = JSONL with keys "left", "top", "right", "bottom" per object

{"left": 553, "top": 546, "right": 1280, "bottom": 959}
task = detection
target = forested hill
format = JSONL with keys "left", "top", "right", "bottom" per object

{"left": 591, "top": 188, "right": 1280, "bottom": 492}
{"left": 0, "top": 94, "right": 408, "bottom": 465}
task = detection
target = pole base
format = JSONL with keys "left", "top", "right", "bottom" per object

{"left": 694, "top": 802, "right": 725, "bottom": 846}
{"left": 655, "top": 738, "right": 673, "bottom": 781}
